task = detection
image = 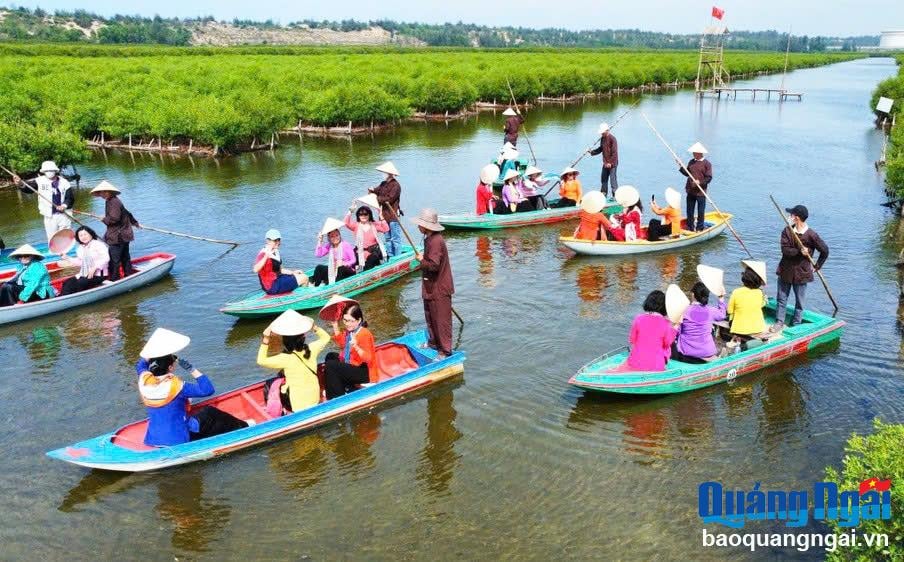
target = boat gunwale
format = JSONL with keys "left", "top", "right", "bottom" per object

{"left": 559, "top": 211, "right": 732, "bottom": 250}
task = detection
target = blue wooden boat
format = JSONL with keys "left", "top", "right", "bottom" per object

{"left": 47, "top": 330, "right": 465, "bottom": 472}
{"left": 1, "top": 241, "right": 76, "bottom": 271}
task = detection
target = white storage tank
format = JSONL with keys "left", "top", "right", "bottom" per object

{"left": 879, "top": 30, "right": 904, "bottom": 49}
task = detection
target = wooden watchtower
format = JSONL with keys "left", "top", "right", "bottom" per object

{"left": 695, "top": 25, "right": 730, "bottom": 94}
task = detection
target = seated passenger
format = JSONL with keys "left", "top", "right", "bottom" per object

{"left": 521, "top": 166, "right": 549, "bottom": 210}
{"left": 323, "top": 303, "right": 378, "bottom": 399}
{"left": 625, "top": 290, "right": 678, "bottom": 372}
{"left": 496, "top": 169, "right": 534, "bottom": 214}
{"left": 673, "top": 281, "right": 727, "bottom": 363}
{"left": 551, "top": 167, "right": 582, "bottom": 208}
{"left": 137, "top": 328, "right": 248, "bottom": 446}
{"left": 496, "top": 147, "right": 520, "bottom": 182}
{"left": 476, "top": 164, "right": 500, "bottom": 216}
{"left": 647, "top": 187, "right": 683, "bottom": 241}
{"left": 311, "top": 218, "right": 357, "bottom": 287}
{"left": 728, "top": 260, "right": 769, "bottom": 350}
{"left": 253, "top": 229, "right": 309, "bottom": 295}
{"left": 257, "top": 310, "right": 331, "bottom": 413}
{"left": 0, "top": 244, "right": 55, "bottom": 307}
{"left": 573, "top": 191, "right": 612, "bottom": 241}
{"left": 59, "top": 226, "right": 109, "bottom": 295}
{"left": 609, "top": 186, "right": 643, "bottom": 242}
{"left": 344, "top": 204, "right": 389, "bottom": 271}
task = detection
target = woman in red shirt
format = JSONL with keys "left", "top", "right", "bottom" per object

{"left": 253, "top": 229, "right": 309, "bottom": 294}
{"left": 475, "top": 164, "right": 499, "bottom": 216}
{"left": 323, "top": 303, "right": 379, "bottom": 399}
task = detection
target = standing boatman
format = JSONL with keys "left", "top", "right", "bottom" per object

{"left": 503, "top": 107, "right": 524, "bottom": 146}
{"left": 413, "top": 208, "right": 454, "bottom": 360}
{"left": 771, "top": 204, "right": 829, "bottom": 331}
{"left": 678, "top": 142, "right": 713, "bottom": 232}
{"left": 588, "top": 123, "right": 618, "bottom": 198}
{"left": 91, "top": 180, "right": 140, "bottom": 281}
{"left": 370, "top": 161, "right": 403, "bottom": 258}
{"left": 13, "top": 161, "right": 74, "bottom": 242}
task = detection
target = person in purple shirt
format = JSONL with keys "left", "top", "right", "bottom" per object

{"left": 672, "top": 281, "right": 726, "bottom": 363}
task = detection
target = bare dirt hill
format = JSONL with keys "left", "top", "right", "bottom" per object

{"left": 189, "top": 22, "right": 425, "bottom": 46}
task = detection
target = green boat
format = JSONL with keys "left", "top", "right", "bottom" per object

{"left": 569, "top": 301, "right": 844, "bottom": 395}
{"left": 221, "top": 245, "right": 420, "bottom": 318}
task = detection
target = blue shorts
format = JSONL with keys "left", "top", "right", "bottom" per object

{"left": 266, "top": 274, "right": 299, "bottom": 295}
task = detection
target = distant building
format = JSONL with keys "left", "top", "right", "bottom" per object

{"left": 879, "top": 30, "right": 904, "bottom": 49}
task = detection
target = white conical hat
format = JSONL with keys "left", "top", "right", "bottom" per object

{"left": 9, "top": 244, "right": 45, "bottom": 260}
{"left": 741, "top": 260, "right": 768, "bottom": 285}
{"left": 479, "top": 164, "right": 500, "bottom": 185}
{"left": 598, "top": 122, "right": 610, "bottom": 135}
{"left": 614, "top": 185, "right": 640, "bottom": 207}
{"left": 90, "top": 180, "right": 120, "bottom": 195}
{"left": 687, "top": 142, "right": 708, "bottom": 154}
{"left": 502, "top": 168, "right": 521, "bottom": 182}
{"left": 665, "top": 187, "right": 681, "bottom": 209}
{"left": 581, "top": 190, "right": 606, "bottom": 214}
{"left": 666, "top": 284, "right": 691, "bottom": 324}
{"left": 501, "top": 148, "right": 519, "bottom": 161}
{"left": 696, "top": 264, "right": 725, "bottom": 297}
{"left": 269, "top": 310, "right": 314, "bottom": 336}
{"left": 375, "top": 161, "right": 400, "bottom": 176}
{"left": 40, "top": 160, "right": 59, "bottom": 173}
{"left": 502, "top": 107, "right": 518, "bottom": 116}
{"left": 319, "top": 294, "right": 359, "bottom": 322}
{"left": 354, "top": 193, "right": 381, "bottom": 211}
{"left": 524, "top": 165, "right": 543, "bottom": 177}
{"left": 319, "top": 217, "right": 345, "bottom": 236}
{"left": 560, "top": 167, "right": 579, "bottom": 178}
{"left": 49, "top": 228, "right": 76, "bottom": 255}
{"left": 140, "top": 328, "right": 190, "bottom": 359}
{"left": 501, "top": 141, "right": 515, "bottom": 151}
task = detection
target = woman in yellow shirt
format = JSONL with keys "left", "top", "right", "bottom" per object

{"left": 647, "top": 187, "right": 683, "bottom": 241}
{"left": 551, "top": 167, "right": 582, "bottom": 208}
{"left": 727, "top": 260, "right": 768, "bottom": 350}
{"left": 258, "top": 310, "right": 331, "bottom": 412}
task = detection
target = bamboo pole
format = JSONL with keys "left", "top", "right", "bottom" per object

{"left": 505, "top": 78, "right": 537, "bottom": 166}
{"left": 639, "top": 111, "right": 754, "bottom": 259}
{"left": 769, "top": 195, "right": 839, "bottom": 316}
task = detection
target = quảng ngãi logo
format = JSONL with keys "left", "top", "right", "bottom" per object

{"left": 698, "top": 479, "right": 892, "bottom": 528}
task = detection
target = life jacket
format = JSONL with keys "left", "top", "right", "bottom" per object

{"left": 138, "top": 371, "right": 185, "bottom": 408}
{"left": 257, "top": 251, "right": 283, "bottom": 291}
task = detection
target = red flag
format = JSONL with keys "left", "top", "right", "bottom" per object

{"left": 859, "top": 478, "right": 892, "bottom": 494}
{"left": 876, "top": 479, "right": 892, "bottom": 492}
{"left": 712, "top": 6, "right": 725, "bottom": 19}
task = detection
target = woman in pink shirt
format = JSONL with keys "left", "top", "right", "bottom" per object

{"left": 625, "top": 290, "right": 678, "bottom": 371}
{"left": 344, "top": 205, "right": 389, "bottom": 271}
{"left": 311, "top": 219, "right": 357, "bottom": 287}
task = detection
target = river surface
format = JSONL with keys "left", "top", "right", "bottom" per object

{"left": 1, "top": 57, "right": 902, "bottom": 561}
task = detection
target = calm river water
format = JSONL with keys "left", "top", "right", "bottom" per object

{"left": 1, "top": 57, "right": 902, "bottom": 561}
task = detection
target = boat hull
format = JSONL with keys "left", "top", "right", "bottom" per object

{"left": 220, "top": 245, "right": 421, "bottom": 318}
{"left": 560, "top": 211, "right": 731, "bottom": 255}
{"left": 569, "top": 302, "right": 844, "bottom": 395}
{"left": 47, "top": 331, "right": 465, "bottom": 472}
{"left": 439, "top": 200, "right": 622, "bottom": 230}
{"left": 0, "top": 253, "right": 175, "bottom": 326}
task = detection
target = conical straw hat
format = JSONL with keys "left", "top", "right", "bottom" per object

{"left": 614, "top": 185, "right": 640, "bottom": 207}
{"left": 319, "top": 217, "right": 344, "bottom": 236}
{"left": 9, "top": 244, "right": 45, "bottom": 260}
{"left": 581, "top": 190, "right": 606, "bottom": 214}
{"left": 502, "top": 108, "right": 517, "bottom": 116}
{"left": 741, "top": 260, "right": 768, "bottom": 285}
{"left": 502, "top": 168, "right": 521, "bottom": 182}
{"left": 269, "top": 310, "right": 314, "bottom": 336}
{"left": 49, "top": 228, "right": 76, "bottom": 255}
{"left": 140, "top": 328, "right": 190, "bottom": 359}
{"left": 479, "top": 164, "right": 500, "bottom": 185}
{"left": 501, "top": 148, "right": 519, "bottom": 161}
{"left": 560, "top": 167, "right": 579, "bottom": 178}
{"left": 319, "top": 294, "right": 359, "bottom": 322}
{"left": 524, "top": 165, "right": 543, "bottom": 177}
{"left": 354, "top": 193, "right": 381, "bottom": 211}
{"left": 40, "top": 160, "right": 59, "bottom": 173}
{"left": 665, "top": 187, "right": 681, "bottom": 209}
{"left": 696, "top": 264, "right": 725, "bottom": 297}
{"left": 90, "top": 180, "right": 120, "bottom": 195}
{"left": 597, "top": 122, "right": 610, "bottom": 135}
{"left": 687, "top": 142, "right": 709, "bottom": 154}
{"left": 665, "top": 284, "right": 690, "bottom": 324}
{"left": 375, "top": 161, "right": 399, "bottom": 176}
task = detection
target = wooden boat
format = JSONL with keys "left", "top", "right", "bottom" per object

{"left": 221, "top": 245, "right": 420, "bottom": 318}
{"left": 1, "top": 241, "right": 75, "bottom": 271}
{"left": 0, "top": 253, "right": 175, "bottom": 326}
{"left": 47, "top": 330, "right": 465, "bottom": 472}
{"left": 559, "top": 211, "right": 732, "bottom": 255}
{"left": 439, "top": 199, "right": 622, "bottom": 230}
{"left": 569, "top": 301, "right": 843, "bottom": 395}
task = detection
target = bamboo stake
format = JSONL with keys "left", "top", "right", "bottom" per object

{"left": 639, "top": 111, "right": 754, "bottom": 259}
{"left": 769, "top": 195, "right": 839, "bottom": 316}
{"left": 505, "top": 78, "right": 537, "bottom": 165}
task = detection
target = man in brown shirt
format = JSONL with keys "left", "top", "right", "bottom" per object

{"left": 773, "top": 204, "right": 829, "bottom": 329}
{"left": 679, "top": 142, "right": 713, "bottom": 232}
{"left": 413, "top": 208, "right": 454, "bottom": 358}
{"left": 370, "top": 161, "right": 403, "bottom": 257}
{"left": 91, "top": 180, "right": 140, "bottom": 280}
{"left": 588, "top": 122, "right": 619, "bottom": 198}
{"left": 503, "top": 108, "right": 524, "bottom": 146}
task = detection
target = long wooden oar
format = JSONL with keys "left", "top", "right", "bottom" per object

{"left": 505, "top": 78, "right": 537, "bottom": 165}
{"left": 769, "top": 194, "right": 839, "bottom": 316}
{"left": 390, "top": 206, "right": 464, "bottom": 326}
{"left": 639, "top": 112, "right": 754, "bottom": 259}
{"left": 542, "top": 98, "right": 641, "bottom": 199}
{"left": 2, "top": 165, "right": 241, "bottom": 247}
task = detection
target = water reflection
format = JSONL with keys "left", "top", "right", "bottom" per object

{"left": 18, "top": 326, "right": 63, "bottom": 373}
{"left": 757, "top": 372, "right": 808, "bottom": 451}
{"left": 475, "top": 236, "right": 495, "bottom": 289}
{"left": 416, "top": 388, "right": 462, "bottom": 498}
{"left": 574, "top": 263, "right": 608, "bottom": 319}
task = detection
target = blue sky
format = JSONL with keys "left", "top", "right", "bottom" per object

{"left": 9, "top": 0, "right": 896, "bottom": 36}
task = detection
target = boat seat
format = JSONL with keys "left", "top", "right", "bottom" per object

{"left": 240, "top": 391, "right": 273, "bottom": 421}
{"left": 375, "top": 343, "right": 420, "bottom": 381}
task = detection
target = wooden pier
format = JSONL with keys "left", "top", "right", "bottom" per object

{"left": 701, "top": 88, "right": 803, "bottom": 101}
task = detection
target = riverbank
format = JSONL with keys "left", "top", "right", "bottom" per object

{"left": 873, "top": 54, "right": 904, "bottom": 207}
